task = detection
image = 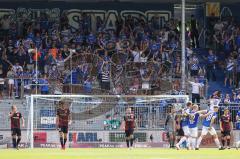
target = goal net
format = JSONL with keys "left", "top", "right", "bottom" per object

{"left": 25, "top": 94, "right": 189, "bottom": 148}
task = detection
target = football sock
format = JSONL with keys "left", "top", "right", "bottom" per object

{"left": 126, "top": 139, "right": 130, "bottom": 148}
{"left": 130, "top": 139, "right": 134, "bottom": 147}
{"left": 170, "top": 140, "right": 175, "bottom": 148}
{"left": 17, "top": 138, "right": 21, "bottom": 147}
{"left": 60, "top": 137, "right": 64, "bottom": 147}
{"left": 188, "top": 137, "right": 192, "bottom": 148}
{"left": 222, "top": 139, "right": 225, "bottom": 147}
{"left": 12, "top": 137, "right": 16, "bottom": 148}
{"left": 191, "top": 138, "right": 197, "bottom": 149}
{"left": 169, "top": 139, "right": 172, "bottom": 147}
{"left": 186, "top": 137, "right": 190, "bottom": 148}
{"left": 189, "top": 137, "right": 192, "bottom": 148}
{"left": 214, "top": 138, "right": 221, "bottom": 148}
{"left": 236, "top": 141, "right": 240, "bottom": 148}
{"left": 64, "top": 138, "right": 67, "bottom": 146}
{"left": 196, "top": 136, "right": 202, "bottom": 148}
{"left": 227, "top": 139, "right": 230, "bottom": 147}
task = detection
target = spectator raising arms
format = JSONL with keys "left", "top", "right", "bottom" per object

{"left": 224, "top": 58, "right": 234, "bottom": 87}
{"left": 188, "top": 78, "right": 204, "bottom": 104}
{"left": 205, "top": 49, "right": 217, "bottom": 81}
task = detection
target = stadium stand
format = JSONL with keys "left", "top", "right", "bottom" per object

{"left": 0, "top": 9, "right": 186, "bottom": 98}
{"left": 0, "top": 4, "right": 238, "bottom": 105}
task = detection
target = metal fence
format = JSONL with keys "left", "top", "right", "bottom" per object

{"left": 25, "top": 95, "right": 189, "bottom": 131}
{"left": 1, "top": 96, "right": 239, "bottom": 131}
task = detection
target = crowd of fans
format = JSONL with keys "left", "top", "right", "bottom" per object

{"left": 0, "top": 11, "right": 190, "bottom": 99}
{"left": 199, "top": 16, "right": 240, "bottom": 103}
{"left": 177, "top": 15, "right": 240, "bottom": 105}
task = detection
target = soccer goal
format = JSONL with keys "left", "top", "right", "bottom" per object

{"left": 26, "top": 94, "right": 189, "bottom": 148}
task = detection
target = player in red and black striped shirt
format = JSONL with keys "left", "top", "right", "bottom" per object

{"left": 9, "top": 105, "right": 25, "bottom": 149}
{"left": 220, "top": 108, "right": 233, "bottom": 149}
{"left": 56, "top": 100, "right": 72, "bottom": 150}
{"left": 121, "top": 107, "right": 137, "bottom": 149}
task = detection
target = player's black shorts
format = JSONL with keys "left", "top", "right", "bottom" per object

{"left": 221, "top": 130, "right": 231, "bottom": 137}
{"left": 176, "top": 128, "right": 184, "bottom": 136}
{"left": 11, "top": 128, "right": 21, "bottom": 136}
{"left": 125, "top": 129, "right": 134, "bottom": 138}
{"left": 58, "top": 126, "right": 68, "bottom": 134}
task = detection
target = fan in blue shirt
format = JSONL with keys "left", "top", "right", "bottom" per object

{"left": 74, "top": 33, "right": 84, "bottom": 44}
{"left": 87, "top": 33, "right": 96, "bottom": 45}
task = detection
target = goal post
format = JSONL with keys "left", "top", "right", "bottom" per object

{"left": 27, "top": 94, "right": 189, "bottom": 148}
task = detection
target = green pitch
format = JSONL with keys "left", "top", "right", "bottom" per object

{"left": 0, "top": 148, "right": 239, "bottom": 159}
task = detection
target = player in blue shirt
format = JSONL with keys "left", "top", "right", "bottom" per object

{"left": 196, "top": 106, "right": 224, "bottom": 150}
{"left": 176, "top": 101, "right": 192, "bottom": 150}
{"left": 188, "top": 104, "right": 209, "bottom": 150}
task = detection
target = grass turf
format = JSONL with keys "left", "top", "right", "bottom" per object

{"left": 0, "top": 148, "right": 239, "bottom": 159}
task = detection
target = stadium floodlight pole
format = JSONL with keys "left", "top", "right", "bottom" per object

{"left": 181, "top": 0, "right": 186, "bottom": 91}
{"left": 35, "top": 47, "right": 38, "bottom": 94}
{"left": 30, "top": 95, "right": 34, "bottom": 148}
{"left": 70, "top": 50, "right": 73, "bottom": 94}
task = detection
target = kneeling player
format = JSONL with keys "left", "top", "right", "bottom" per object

{"left": 121, "top": 107, "right": 137, "bottom": 149}
{"left": 220, "top": 108, "right": 233, "bottom": 149}
{"left": 196, "top": 106, "right": 224, "bottom": 150}
{"left": 56, "top": 100, "right": 72, "bottom": 150}
{"left": 9, "top": 105, "right": 25, "bottom": 149}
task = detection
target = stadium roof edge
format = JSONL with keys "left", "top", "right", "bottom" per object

{"left": 0, "top": 0, "right": 239, "bottom": 3}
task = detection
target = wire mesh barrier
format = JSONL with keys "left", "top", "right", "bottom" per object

{"left": 1, "top": 98, "right": 239, "bottom": 132}
{"left": 26, "top": 95, "right": 188, "bottom": 130}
